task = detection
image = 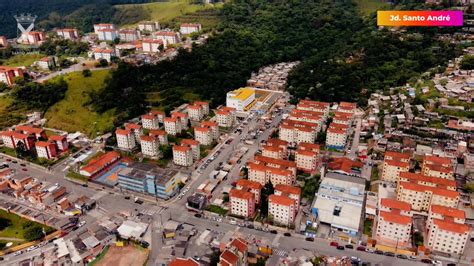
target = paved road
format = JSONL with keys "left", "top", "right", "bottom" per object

{"left": 36, "top": 60, "right": 112, "bottom": 83}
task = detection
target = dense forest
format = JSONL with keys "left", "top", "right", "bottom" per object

{"left": 88, "top": 0, "right": 459, "bottom": 122}
{"left": 0, "top": 0, "right": 158, "bottom": 38}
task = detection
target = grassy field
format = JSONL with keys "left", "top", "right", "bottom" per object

{"left": 45, "top": 70, "right": 116, "bottom": 137}
{"left": 354, "top": 0, "right": 388, "bottom": 16}
{"left": 2, "top": 54, "right": 45, "bottom": 67}
{"left": 0, "top": 95, "right": 27, "bottom": 129}
{"left": 117, "top": 0, "right": 221, "bottom": 29}
{"left": 0, "top": 209, "right": 55, "bottom": 247}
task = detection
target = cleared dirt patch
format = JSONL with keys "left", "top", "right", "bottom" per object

{"left": 96, "top": 245, "right": 148, "bottom": 266}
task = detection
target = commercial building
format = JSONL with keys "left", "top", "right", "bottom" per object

{"left": 268, "top": 194, "right": 296, "bottom": 226}
{"left": 116, "top": 129, "right": 136, "bottom": 150}
{"left": 179, "top": 23, "right": 202, "bottom": 35}
{"left": 229, "top": 189, "right": 255, "bottom": 218}
{"left": 226, "top": 87, "right": 256, "bottom": 111}
{"left": 117, "top": 163, "right": 180, "bottom": 199}
{"left": 274, "top": 184, "right": 301, "bottom": 210}
{"left": 215, "top": 107, "right": 236, "bottom": 128}
{"left": 295, "top": 142, "right": 320, "bottom": 173}
{"left": 35, "top": 141, "right": 58, "bottom": 160}
{"left": 164, "top": 117, "right": 183, "bottom": 135}
{"left": 426, "top": 205, "right": 469, "bottom": 255}
{"left": 80, "top": 151, "right": 121, "bottom": 177}
{"left": 381, "top": 151, "right": 411, "bottom": 182}
{"left": 311, "top": 172, "right": 366, "bottom": 236}
{"left": 235, "top": 179, "right": 263, "bottom": 205}
{"left": 375, "top": 198, "right": 412, "bottom": 248}
{"left": 56, "top": 28, "right": 79, "bottom": 40}
{"left": 0, "top": 66, "right": 24, "bottom": 86}
{"left": 173, "top": 145, "right": 193, "bottom": 167}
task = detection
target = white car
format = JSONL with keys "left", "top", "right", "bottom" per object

{"left": 77, "top": 221, "right": 86, "bottom": 227}
{"left": 26, "top": 245, "right": 38, "bottom": 252}
{"left": 432, "top": 260, "right": 442, "bottom": 266}
{"left": 12, "top": 251, "right": 23, "bottom": 256}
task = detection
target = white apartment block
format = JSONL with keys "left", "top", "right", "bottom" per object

{"left": 375, "top": 199, "right": 412, "bottom": 248}
{"left": 236, "top": 179, "right": 263, "bottom": 205}
{"left": 247, "top": 163, "right": 293, "bottom": 186}
{"left": 155, "top": 31, "right": 180, "bottom": 46}
{"left": 56, "top": 28, "right": 79, "bottom": 40}
{"left": 164, "top": 117, "right": 182, "bottom": 135}
{"left": 94, "top": 48, "right": 116, "bottom": 62}
{"left": 173, "top": 145, "right": 193, "bottom": 166}
{"left": 181, "top": 139, "right": 200, "bottom": 161}
{"left": 229, "top": 189, "right": 255, "bottom": 218}
{"left": 216, "top": 107, "right": 236, "bottom": 128}
{"left": 261, "top": 145, "right": 285, "bottom": 160}
{"left": 422, "top": 155, "right": 454, "bottom": 180}
{"left": 179, "top": 23, "right": 202, "bottom": 35}
{"left": 140, "top": 135, "right": 160, "bottom": 157}
{"left": 381, "top": 160, "right": 409, "bottom": 183}
{"left": 142, "top": 39, "right": 163, "bottom": 53}
{"left": 142, "top": 114, "right": 160, "bottom": 130}
{"left": 295, "top": 149, "right": 318, "bottom": 173}
{"left": 427, "top": 205, "right": 468, "bottom": 255}
{"left": 171, "top": 112, "right": 189, "bottom": 130}
{"left": 279, "top": 124, "right": 316, "bottom": 144}
{"left": 274, "top": 184, "right": 301, "bottom": 210}
{"left": 296, "top": 100, "right": 330, "bottom": 118}
{"left": 138, "top": 21, "right": 160, "bottom": 32}
{"left": 35, "top": 141, "right": 57, "bottom": 160}
{"left": 201, "top": 121, "right": 219, "bottom": 140}
{"left": 325, "top": 126, "right": 348, "bottom": 150}
{"left": 116, "top": 129, "right": 136, "bottom": 150}
{"left": 268, "top": 194, "right": 296, "bottom": 226}
{"left": 0, "top": 131, "right": 15, "bottom": 149}
{"left": 125, "top": 123, "right": 143, "bottom": 144}
{"left": 397, "top": 182, "right": 459, "bottom": 212}
{"left": 195, "top": 127, "right": 213, "bottom": 146}
{"left": 149, "top": 130, "right": 168, "bottom": 146}
{"left": 119, "top": 29, "right": 140, "bottom": 42}
{"left": 187, "top": 105, "right": 204, "bottom": 121}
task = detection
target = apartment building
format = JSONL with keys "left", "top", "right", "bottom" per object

{"left": 279, "top": 119, "right": 317, "bottom": 144}
{"left": 194, "top": 101, "right": 209, "bottom": 115}
{"left": 0, "top": 66, "right": 24, "bottom": 86}
{"left": 422, "top": 155, "right": 454, "bottom": 180}
{"left": 381, "top": 152, "right": 410, "bottom": 183}
{"left": 295, "top": 142, "right": 320, "bottom": 173}
{"left": 56, "top": 28, "right": 79, "bottom": 40}
{"left": 248, "top": 162, "right": 293, "bottom": 186}
{"left": 142, "top": 39, "right": 163, "bottom": 53}
{"left": 261, "top": 138, "right": 288, "bottom": 159}
{"left": 426, "top": 205, "right": 469, "bottom": 255}
{"left": 149, "top": 129, "right": 168, "bottom": 145}
{"left": 375, "top": 198, "right": 412, "bottom": 248}
{"left": 397, "top": 181, "right": 459, "bottom": 212}
{"left": 288, "top": 109, "right": 324, "bottom": 127}
{"left": 171, "top": 112, "right": 190, "bottom": 130}
{"left": 149, "top": 110, "right": 165, "bottom": 123}
{"left": 93, "top": 48, "right": 116, "bottom": 62}
{"left": 35, "top": 141, "right": 58, "bottom": 160}
{"left": 229, "top": 189, "right": 255, "bottom": 218}
{"left": 0, "top": 131, "right": 16, "bottom": 149}
{"left": 138, "top": 21, "right": 160, "bottom": 32}
{"left": 140, "top": 135, "right": 160, "bottom": 158}
{"left": 141, "top": 114, "right": 160, "bottom": 130}
{"left": 173, "top": 145, "right": 193, "bottom": 166}
{"left": 164, "top": 117, "right": 182, "bottom": 135}
{"left": 125, "top": 123, "right": 143, "bottom": 144}
{"left": 116, "top": 129, "right": 136, "bottom": 150}
{"left": 181, "top": 139, "right": 200, "bottom": 161}
{"left": 333, "top": 111, "right": 353, "bottom": 125}
{"left": 254, "top": 155, "right": 297, "bottom": 176}
{"left": 155, "top": 31, "right": 181, "bottom": 46}
{"left": 93, "top": 24, "right": 117, "bottom": 41}
{"left": 268, "top": 194, "right": 296, "bottom": 226}
{"left": 216, "top": 107, "right": 236, "bottom": 128}
{"left": 15, "top": 125, "right": 46, "bottom": 140}
{"left": 274, "top": 184, "right": 301, "bottom": 210}
{"left": 296, "top": 100, "right": 330, "bottom": 118}
{"left": 338, "top": 102, "right": 357, "bottom": 114}
{"left": 195, "top": 126, "right": 213, "bottom": 146}
{"left": 187, "top": 104, "right": 204, "bottom": 121}
{"left": 235, "top": 179, "right": 263, "bottom": 205}
{"left": 26, "top": 31, "right": 46, "bottom": 45}
{"left": 118, "top": 29, "right": 140, "bottom": 42}
{"left": 399, "top": 172, "right": 457, "bottom": 191}
{"left": 201, "top": 121, "right": 219, "bottom": 140}
{"left": 48, "top": 135, "right": 68, "bottom": 152}
{"left": 325, "top": 123, "right": 349, "bottom": 150}
{"left": 180, "top": 23, "right": 202, "bottom": 35}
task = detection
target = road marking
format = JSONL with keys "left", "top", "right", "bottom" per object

{"left": 62, "top": 165, "right": 69, "bottom": 172}
{"left": 272, "top": 234, "right": 281, "bottom": 247}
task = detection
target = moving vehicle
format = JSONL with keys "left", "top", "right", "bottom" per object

{"left": 345, "top": 244, "right": 354, "bottom": 249}
{"left": 305, "top": 237, "right": 314, "bottom": 242}
{"left": 336, "top": 246, "right": 345, "bottom": 250}
{"left": 330, "top": 241, "right": 339, "bottom": 247}
{"left": 396, "top": 254, "right": 408, "bottom": 259}
{"left": 356, "top": 246, "right": 366, "bottom": 251}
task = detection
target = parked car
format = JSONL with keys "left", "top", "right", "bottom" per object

{"left": 283, "top": 232, "right": 291, "bottom": 237}
{"left": 432, "top": 260, "right": 442, "bottom": 266}
{"left": 396, "top": 254, "right": 408, "bottom": 259}
{"left": 194, "top": 213, "right": 202, "bottom": 218}
{"left": 384, "top": 252, "right": 395, "bottom": 257}
{"left": 345, "top": 244, "right": 354, "bottom": 249}
{"left": 356, "top": 246, "right": 366, "bottom": 251}
{"left": 305, "top": 237, "right": 314, "bottom": 242}
{"left": 270, "top": 230, "right": 278, "bottom": 234}
{"left": 408, "top": 255, "right": 417, "bottom": 260}
{"left": 374, "top": 250, "right": 384, "bottom": 255}
{"left": 420, "top": 259, "right": 432, "bottom": 264}
{"left": 336, "top": 246, "right": 345, "bottom": 250}
{"left": 330, "top": 241, "right": 339, "bottom": 247}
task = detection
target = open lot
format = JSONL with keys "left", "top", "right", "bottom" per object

{"left": 45, "top": 70, "right": 116, "bottom": 137}
{"left": 2, "top": 54, "right": 46, "bottom": 67}
{"left": 95, "top": 245, "right": 148, "bottom": 266}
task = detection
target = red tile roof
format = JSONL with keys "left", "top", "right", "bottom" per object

{"left": 173, "top": 145, "right": 191, "bottom": 152}
{"left": 236, "top": 179, "right": 263, "bottom": 190}
{"left": 430, "top": 205, "right": 465, "bottom": 220}
{"left": 35, "top": 141, "right": 52, "bottom": 148}
{"left": 229, "top": 189, "right": 254, "bottom": 200}
{"left": 230, "top": 238, "right": 248, "bottom": 253}
{"left": 384, "top": 159, "right": 409, "bottom": 168}
{"left": 15, "top": 125, "right": 44, "bottom": 135}
{"left": 398, "top": 182, "right": 459, "bottom": 198}
{"left": 298, "top": 142, "right": 320, "bottom": 152}
{"left": 269, "top": 194, "right": 295, "bottom": 206}
{"left": 124, "top": 123, "right": 141, "bottom": 130}
{"left": 424, "top": 155, "right": 452, "bottom": 166}
{"left": 275, "top": 184, "right": 301, "bottom": 196}
{"left": 399, "top": 172, "right": 456, "bottom": 189}
{"left": 181, "top": 139, "right": 199, "bottom": 146}
{"left": 380, "top": 198, "right": 411, "bottom": 211}
{"left": 141, "top": 114, "right": 155, "bottom": 120}
{"left": 115, "top": 129, "right": 132, "bottom": 136}
{"left": 254, "top": 155, "right": 296, "bottom": 169}
{"left": 296, "top": 149, "right": 317, "bottom": 157}
{"left": 48, "top": 135, "right": 66, "bottom": 141}
{"left": 201, "top": 121, "right": 218, "bottom": 127}
{"left": 380, "top": 211, "right": 411, "bottom": 225}
{"left": 149, "top": 129, "right": 166, "bottom": 136}
{"left": 140, "top": 135, "right": 156, "bottom": 142}
{"left": 267, "top": 138, "right": 288, "bottom": 147}
{"left": 327, "top": 157, "right": 363, "bottom": 173}
{"left": 81, "top": 151, "right": 120, "bottom": 175}
{"left": 385, "top": 151, "right": 411, "bottom": 161}
{"left": 433, "top": 218, "right": 469, "bottom": 234}
{"left": 220, "top": 250, "right": 239, "bottom": 265}
{"left": 169, "top": 258, "right": 199, "bottom": 266}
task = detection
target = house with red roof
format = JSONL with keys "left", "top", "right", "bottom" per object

{"left": 79, "top": 151, "right": 121, "bottom": 178}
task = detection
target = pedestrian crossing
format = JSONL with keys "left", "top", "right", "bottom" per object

{"left": 273, "top": 249, "right": 288, "bottom": 257}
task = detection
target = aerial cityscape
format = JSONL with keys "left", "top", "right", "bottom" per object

{"left": 0, "top": 0, "right": 473, "bottom": 265}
